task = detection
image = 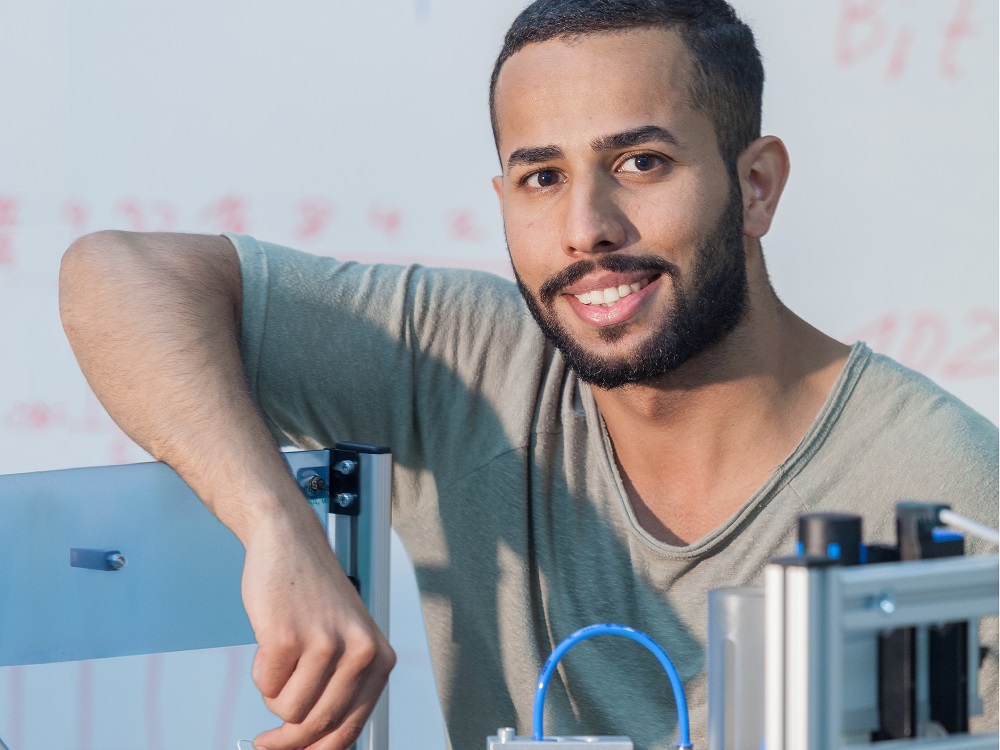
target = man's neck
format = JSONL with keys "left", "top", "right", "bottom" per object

{"left": 592, "top": 283, "right": 851, "bottom": 546}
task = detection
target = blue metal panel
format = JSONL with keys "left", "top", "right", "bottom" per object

{"left": 0, "top": 450, "right": 330, "bottom": 666}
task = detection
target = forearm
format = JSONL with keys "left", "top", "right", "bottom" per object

{"left": 59, "top": 230, "right": 311, "bottom": 543}
{"left": 61, "top": 231, "right": 393, "bottom": 749}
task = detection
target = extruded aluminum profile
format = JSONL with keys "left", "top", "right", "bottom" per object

{"left": 842, "top": 734, "right": 1000, "bottom": 750}
{"left": 342, "top": 447, "right": 392, "bottom": 750}
{"left": 764, "top": 563, "right": 787, "bottom": 750}
{"left": 783, "top": 564, "right": 827, "bottom": 749}
{"left": 766, "top": 554, "right": 999, "bottom": 750}
{"left": 834, "top": 556, "right": 998, "bottom": 633}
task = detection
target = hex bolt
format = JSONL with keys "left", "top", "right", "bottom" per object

{"left": 334, "top": 459, "right": 358, "bottom": 476}
{"left": 106, "top": 552, "right": 127, "bottom": 571}
{"left": 334, "top": 492, "right": 357, "bottom": 508}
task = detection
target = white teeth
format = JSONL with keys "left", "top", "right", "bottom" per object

{"left": 574, "top": 278, "right": 654, "bottom": 306}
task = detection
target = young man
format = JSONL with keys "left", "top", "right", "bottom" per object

{"left": 59, "top": 1, "right": 997, "bottom": 749}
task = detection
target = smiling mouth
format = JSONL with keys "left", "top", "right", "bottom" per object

{"left": 572, "top": 277, "right": 655, "bottom": 307}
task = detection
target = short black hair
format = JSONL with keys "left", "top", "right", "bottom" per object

{"left": 489, "top": 0, "right": 764, "bottom": 169}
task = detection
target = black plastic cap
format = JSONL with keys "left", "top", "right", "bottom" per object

{"left": 334, "top": 441, "right": 391, "bottom": 454}
{"left": 770, "top": 553, "right": 841, "bottom": 569}
{"left": 896, "top": 501, "right": 951, "bottom": 561}
{"left": 798, "top": 512, "right": 864, "bottom": 565}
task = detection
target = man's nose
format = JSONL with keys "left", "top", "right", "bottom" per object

{"left": 560, "top": 176, "right": 627, "bottom": 257}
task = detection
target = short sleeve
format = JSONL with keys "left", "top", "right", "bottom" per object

{"left": 224, "top": 233, "right": 553, "bottom": 513}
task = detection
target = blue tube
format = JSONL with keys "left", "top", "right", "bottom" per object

{"left": 532, "top": 623, "right": 692, "bottom": 748}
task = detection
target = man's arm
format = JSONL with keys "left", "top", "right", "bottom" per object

{"left": 59, "top": 230, "right": 395, "bottom": 750}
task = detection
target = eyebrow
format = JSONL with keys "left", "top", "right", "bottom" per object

{"left": 505, "top": 125, "right": 680, "bottom": 173}
{"left": 591, "top": 125, "right": 679, "bottom": 152}
{"left": 506, "top": 145, "right": 564, "bottom": 171}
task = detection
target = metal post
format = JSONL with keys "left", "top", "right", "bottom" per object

{"left": 764, "top": 563, "right": 787, "bottom": 750}
{"left": 329, "top": 442, "right": 392, "bottom": 750}
{"left": 707, "top": 587, "right": 765, "bottom": 750}
{"left": 783, "top": 562, "right": 828, "bottom": 748}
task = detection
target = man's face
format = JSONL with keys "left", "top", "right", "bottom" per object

{"left": 492, "top": 27, "right": 748, "bottom": 389}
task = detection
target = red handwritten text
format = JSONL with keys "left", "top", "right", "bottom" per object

{"left": 0, "top": 196, "right": 19, "bottom": 266}
{"left": 294, "top": 198, "right": 336, "bottom": 241}
{"left": 848, "top": 308, "right": 998, "bottom": 379}
{"left": 836, "top": 0, "right": 979, "bottom": 81}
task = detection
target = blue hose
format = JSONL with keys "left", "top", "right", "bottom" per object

{"left": 532, "top": 623, "right": 692, "bottom": 748}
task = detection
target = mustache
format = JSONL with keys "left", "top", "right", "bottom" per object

{"left": 538, "top": 254, "right": 679, "bottom": 306}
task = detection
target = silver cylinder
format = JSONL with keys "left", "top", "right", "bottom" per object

{"left": 707, "top": 586, "right": 766, "bottom": 750}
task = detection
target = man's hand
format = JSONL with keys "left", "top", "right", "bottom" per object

{"left": 241, "top": 498, "right": 396, "bottom": 750}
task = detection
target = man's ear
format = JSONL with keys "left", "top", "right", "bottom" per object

{"left": 492, "top": 175, "right": 503, "bottom": 203}
{"left": 737, "top": 136, "right": 790, "bottom": 240}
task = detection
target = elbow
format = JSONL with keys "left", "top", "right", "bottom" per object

{"left": 62, "top": 229, "right": 131, "bottom": 273}
{"left": 59, "top": 230, "right": 132, "bottom": 329}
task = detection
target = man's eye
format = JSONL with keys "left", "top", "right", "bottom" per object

{"left": 525, "top": 169, "right": 561, "bottom": 188}
{"left": 619, "top": 154, "right": 663, "bottom": 173}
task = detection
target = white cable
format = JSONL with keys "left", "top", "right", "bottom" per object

{"left": 939, "top": 509, "right": 1000, "bottom": 546}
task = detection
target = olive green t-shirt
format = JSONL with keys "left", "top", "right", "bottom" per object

{"left": 227, "top": 233, "right": 998, "bottom": 750}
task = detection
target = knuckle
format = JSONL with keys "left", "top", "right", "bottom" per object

{"left": 311, "top": 635, "right": 340, "bottom": 664}
{"left": 253, "top": 670, "right": 280, "bottom": 698}
{"left": 371, "top": 642, "right": 396, "bottom": 680}
{"left": 383, "top": 643, "right": 398, "bottom": 670}
{"left": 274, "top": 695, "right": 311, "bottom": 725}
{"left": 346, "top": 634, "right": 379, "bottom": 672}
{"left": 269, "top": 628, "right": 303, "bottom": 654}
{"left": 253, "top": 672, "right": 272, "bottom": 696}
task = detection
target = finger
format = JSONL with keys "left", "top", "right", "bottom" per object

{"left": 281, "top": 671, "right": 385, "bottom": 750}
{"left": 302, "top": 688, "right": 383, "bottom": 750}
{"left": 265, "top": 640, "right": 343, "bottom": 724}
{"left": 255, "top": 641, "right": 392, "bottom": 750}
{"left": 252, "top": 640, "right": 301, "bottom": 700}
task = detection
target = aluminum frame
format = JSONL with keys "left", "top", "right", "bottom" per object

{"left": 764, "top": 554, "right": 999, "bottom": 750}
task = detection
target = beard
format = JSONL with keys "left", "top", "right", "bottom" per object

{"left": 512, "top": 178, "right": 748, "bottom": 390}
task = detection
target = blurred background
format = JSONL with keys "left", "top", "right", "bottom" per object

{"left": 0, "top": 0, "right": 996, "bottom": 747}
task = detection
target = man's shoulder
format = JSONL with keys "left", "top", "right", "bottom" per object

{"left": 850, "top": 349, "right": 998, "bottom": 460}
{"left": 798, "top": 346, "right": 998, "bottom": 531}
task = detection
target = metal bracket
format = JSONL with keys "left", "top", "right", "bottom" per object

{"left": 326, "top": 441, "right": 392, "bottom": 750}
{"left": 69, "top": 548, "right": 127, "bottom": 571}
{"left": 330, "top": 447, "right": 361, "bottom": 516}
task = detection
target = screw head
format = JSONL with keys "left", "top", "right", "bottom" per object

{"left": 334, "top": 459, "right": 358, "bottom": 476}
{"left": 870, "top": 591, "right": 895, "bottom": 614}
{"left": 334, "top": 492, "right": 357, "bottom": 508}
{"left": 106, "top": 552, "right": 127, "bottom": 570}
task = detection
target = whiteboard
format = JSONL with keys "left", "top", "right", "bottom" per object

{"left": 0, "top": 1, "right": 996, "bottom": 748}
